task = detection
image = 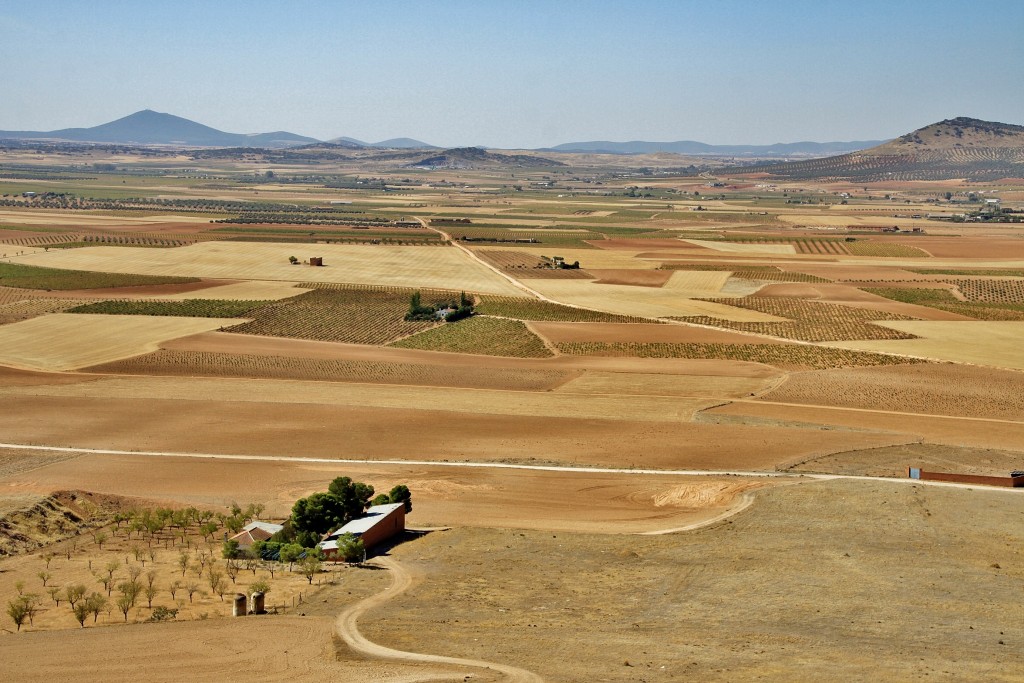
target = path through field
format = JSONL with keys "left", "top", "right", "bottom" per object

{"left": 337, "top": 555, "right": 543, "bottom": 683}
{"left": 0, "top": 442, "right": 1015, "bottom": 494}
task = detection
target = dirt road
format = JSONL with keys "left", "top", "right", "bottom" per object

{"left": 337, "top": 555, "right": 544, "bottom": 683}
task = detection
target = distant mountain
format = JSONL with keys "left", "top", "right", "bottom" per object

{"left": 409, "top": 147, "right": 564, "bottom": 169}
{"left": 0, "top": 110, "right": 319, "bottom": 148}
{"left": 327, "top": 136, "right": 369, "bottom": 148}
{"left": 372, "top": 137, "right": 437, "bottom": 149}
{"left": 327, "top": 136, "right": 437, "bottom": 149}
{"left": 546, "top": 139, "right": 886, "bottom": 157}
{"left": 724, "top": 117, "right": 1024, "bottom": 182}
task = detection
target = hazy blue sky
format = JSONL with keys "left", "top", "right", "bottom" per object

{"left": 1, "top": 0, "right": 1021, "bottom": 147}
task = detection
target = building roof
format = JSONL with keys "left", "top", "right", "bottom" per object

{"left": 243, "top": 521, "right": 284, "bottom": 535}
{"left": 228, "top": 521, "right": 285, "bottom": 546}
{"left": 319, "top": 503, "right": 404, "bottom": 544}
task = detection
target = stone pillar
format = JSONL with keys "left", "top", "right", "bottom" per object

{"left": 250, "top": 591, "right": 265, "bottom": 615}
{"left": 233, "top": 593, "right": 247, "bottom": 617}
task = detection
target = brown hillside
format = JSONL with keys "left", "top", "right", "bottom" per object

{"left": 725, "top": 117, "right": 1024, "bottom": 181}
{"left": 871, "top": 117, "right": 1024, "bottom": 153}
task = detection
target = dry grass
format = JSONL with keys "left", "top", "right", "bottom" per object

{"left": 0, "top": 314, "right": 242, "bottom": 371}
{"left": 762, "top": 363, "right": 1024, "bottom": 420}
{"left": 9, "top": 242, "right": 525, "bottom": 295}
{"left": 526, "top": 280, "right": 784, "bottom": 320}
{"left": 826, "top": 320, "right": 1024, "bottom": 370}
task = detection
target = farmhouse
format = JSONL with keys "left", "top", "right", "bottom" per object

{"left": 317, "top": 502, "right": 406, "bottom": 559}
{"left": 227, "top": 520, "right": 284, "bottom": 548}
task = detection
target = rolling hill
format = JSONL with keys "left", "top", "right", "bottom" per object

{"left": 0, "top": 110, "right": 319, "bottom": 148}
{"left": 409, "top": 147, "right": 564, "bottom": 169}
{"left": 724, "top": 118, "right": 1024, "bottom": 182}
{"left": 546, "top": 139, "right": 885, "bottom": 157}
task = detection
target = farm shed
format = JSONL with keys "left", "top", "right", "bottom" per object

{"left": 908, "top": 468, "right": 1024, "bottom": 488}
{"left": 228, "top": 520, "right": 284, "bottom": 548}
{"left": 317, "top": 503, "right": 406, "bottom": 559}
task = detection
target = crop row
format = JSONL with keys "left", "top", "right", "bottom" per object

{"left": 227, "top": 287, "right": 453, "bottom": 345}
{"left": 68, "top": 299, "right": 271, "bottom": 318}
{"left": 476, "top": 251, "right": 593, "bottom": 279}
{"left": 553, "top": 342, "right": 925, "bottom": 370}
{"left": 659, "top": 264, "right": 831, "bottom": 283}
{"left": 0, "top": 233, "right": 82, "bottom": 246}
{"left": 0, "top": 263, "right": 199, "bottom": 291}
{"left": 844, "top": 242, "right": 930, "bottom": 257}
{"left": 86, "top": 350, "right": 568, "bottom": 391}
{"left": 863, "top": 287, "right": 1024, "bottom": 321}
{"left": 475, "top": 295, "right": 649, "bottom": 323}
{"left": 682, "top": 297, "right": 918, "bottom": 342}
{"left": 391, "top": 316, "right": 553, "bottom": 358}
{"left": 0, "top": 298, "right": 80, "bottom": 325}
{"left": 948, "top": 278, "right": 1024, "bottom": 303}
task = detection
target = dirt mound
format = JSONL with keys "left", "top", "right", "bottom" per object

{"left": 0, "top": 490, "right": 130, "bottom": 556}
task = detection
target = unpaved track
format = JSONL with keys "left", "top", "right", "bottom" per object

{"left": 337, "top": 555, "right": 544, "bottom": 683}
{"left": 0, "top": 442, "right": 1015, "bottom": 494}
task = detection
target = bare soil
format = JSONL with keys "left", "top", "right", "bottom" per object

{"left": 363, "top": 480, "right": 1024, "bottom": 682}
{"left": 760, "top": 363, "right": 1024, "bottom": 421}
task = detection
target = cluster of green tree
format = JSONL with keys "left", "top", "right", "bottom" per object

{"left": 288, "top": 476, "right": 412, "bottom": 548}
{"left": 405, "top": 291, "right": 474, "bottom": 322}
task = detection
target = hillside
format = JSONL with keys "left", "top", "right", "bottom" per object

{"left": 547, "top": 139, "right": 885, "bottom": 157}
{"left": 409, "top": 147, "right": 564, "bottom": 169}
{"left": 0, "top": 110, "right": 319, "bottom": 148}
{"left": 724, "top": 117, "right": 1024, "bottom": 181}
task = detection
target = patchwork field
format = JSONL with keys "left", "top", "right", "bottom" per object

{"left": 2, "top": 143, "right": 1024, "bottom": 682}
{"left": 0, "top": 314, "right": 241, "bottom": 371}
{"left": 527, "top": 279, "right": 786, "bottom": 320}
{"left": 826, "top": 320, "right": 1024, "bottom": 369}
{"left": 8, "top": 242, "right": 525, "bottom": 295}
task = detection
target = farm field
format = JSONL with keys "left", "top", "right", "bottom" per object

{"left": 2, "top": 141, "right": 1024, "bottom": 682}
{"left": 0, "top": 314, "right": 242, "bottom": 371}
{"left": 7, "top": 242, "right": 525, "bottom": 295}
{"left": 761, "top": 363, "right": 1024, "bottom": 420}
{"left": 825, "top": 320, "right": 1024, "bottom": 370}
{"left": 526, "top": 279, "right": 785, "bottom": 320}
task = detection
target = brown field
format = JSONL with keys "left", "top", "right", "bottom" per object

{"left": 526, "top": 280, "right": 785, "bottom": 320}
{"left": 827, "top": 320, "right": 1024, "bottom": 369}
{"left": 85, "top": 350, "right": 575, "bottom": 392}
{"left": 362, "top": 480, "right": 1024, "bottom": 682}
{"left": 682, "top": 297, "right": 920, "bottom": 342}
{"left": 588, "top": 268, "right": 673, "bottom": 286}
{"left": 761, "top": 363, "right": 1024, "bottom": 420}
{"left": 474, "top": 249, "right": 594, "bottom": 279}
{"left": 4, "top": 149, "right": 1024, "bottom": 681}
{"left": 0, "top": 314, "right": 243, "bottom": 371}
{"left": 9, "top": 242, "right": 525, "bottom": 295}
{"left": 753, "top": 282, "right": 974, "bottom": 320}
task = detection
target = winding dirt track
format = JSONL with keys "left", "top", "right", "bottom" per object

{"left": 337, "top": 555, "right": 544, "bottom": 683}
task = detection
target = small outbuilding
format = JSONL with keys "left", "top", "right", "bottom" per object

{"left": 317, "top": 503, "right": 406, "bottom": 559}
{"left": 228, "top": 520, "right": 284, "bottom": 548}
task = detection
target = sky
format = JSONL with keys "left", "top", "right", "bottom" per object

{"left": 1, "top": 0, "right": 1022, "bottom": 148}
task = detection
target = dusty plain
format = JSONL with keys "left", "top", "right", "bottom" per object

{"left": 0, "top": 144, "right": 1022, "bottom": 682}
